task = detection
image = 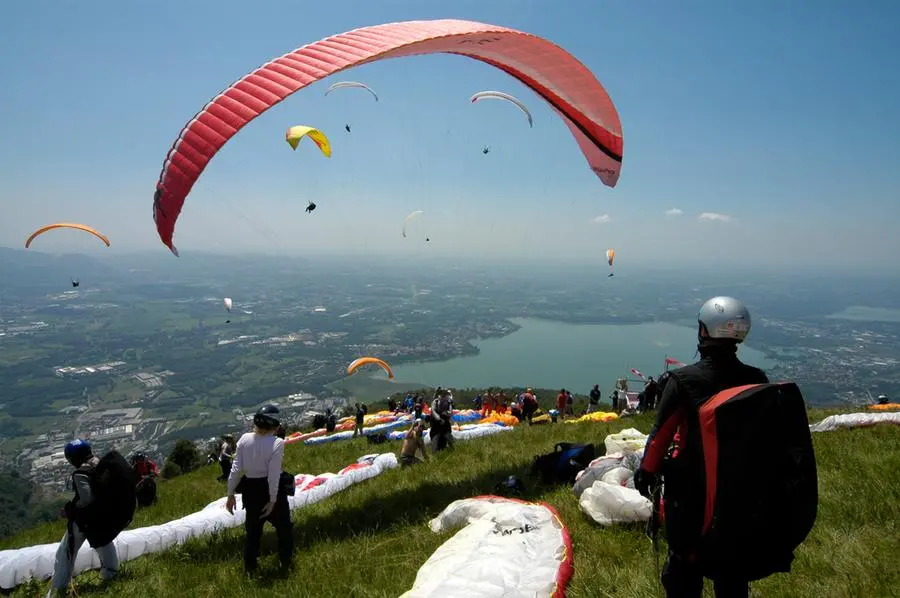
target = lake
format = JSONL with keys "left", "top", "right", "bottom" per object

{"left": 826, "top": 306, "right": 900, "bottom": 323}
{"left": 390, "top": 317, "right": 774, "bottom": 393}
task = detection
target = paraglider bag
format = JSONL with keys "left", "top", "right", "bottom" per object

{"left": 531, "top": 442, "right": 595, "bottom": 484}
{"left": 80, "top": 450, "right": 137, "bottom": 548}
{"left": 694, "top": 382, "right": 818, "bottom": 581}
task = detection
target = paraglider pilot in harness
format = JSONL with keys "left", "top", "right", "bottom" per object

{"left": 634, "top": 297, "right": 771, "bottom": 598}
{"left": 46, "top": 439, "right": 136, "bottom": 597}
{"left": 305, "top": 201, "right": 317, "bottom": 213}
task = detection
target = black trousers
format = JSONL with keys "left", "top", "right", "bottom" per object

{"left": 662, "top": 551, "right": 749, "bottom": 598}
{"left": 218, "top": 458, "right": 231, "bottom": 480}
{"left": 240, "top": 477, "right": 293, "bottom": 570}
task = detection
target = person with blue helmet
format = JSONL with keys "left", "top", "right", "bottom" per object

{"left": 226, "top": 404, "right": 294, "bottom": 575}
{"left": 46, "top": 439, "right": 120, "bottom": 597}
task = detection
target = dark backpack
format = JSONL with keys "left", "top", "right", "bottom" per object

{"left": 694, "top": 382, "right": 818, "bottom": 581}
{"left": 79, "top": 451, "right": 138, "bottom": 547}
{"left": 531, "top": 442, "right": 596, "bottom": 485}
{"left": 135, "top": 475, "right": 157, "bottom": 508}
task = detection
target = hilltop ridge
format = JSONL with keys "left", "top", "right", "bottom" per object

{"left": 2, "top": 407, "right": 898, "bottom": 597}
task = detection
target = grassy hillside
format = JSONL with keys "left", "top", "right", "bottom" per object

{"left": 4, "top": 409, "right": 899, "bottom": 597}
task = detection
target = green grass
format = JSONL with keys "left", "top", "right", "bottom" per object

{"left": 4, "top": 410, "right": 899, "bottom": 597}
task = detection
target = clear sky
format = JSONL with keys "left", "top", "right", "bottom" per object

{"left": 1, "top": 0, "right": 898, "bottom": 273}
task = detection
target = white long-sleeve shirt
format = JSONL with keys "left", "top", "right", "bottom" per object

{"left": 227, "top": 432, "right": 285, "bottom": 503}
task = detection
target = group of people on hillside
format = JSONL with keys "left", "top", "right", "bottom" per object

{"left": 47, "top": 295, "right": 812, "bottom": 598}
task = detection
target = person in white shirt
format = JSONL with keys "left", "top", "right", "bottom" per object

{"left": 226, "top": 405, "right": 293, "bottom": 574}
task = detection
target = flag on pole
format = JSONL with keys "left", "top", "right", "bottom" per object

{"left": 664, "top": 356, "right": 685, "bottom": 371}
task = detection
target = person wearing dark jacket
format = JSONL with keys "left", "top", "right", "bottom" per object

{"left": 353, "top": 403, "right": 365, "bottom": 438}
{"left": 643, "top": 376, "right": 659, "bottom": 411}
{"left": 46, "top": 440, "right": 119, "bottom": 597}
{"left": 226, "top": 405, "right": 293, "bottom": 575}
{"left": 634, "top": 296, "right": 769, "bottom": 598}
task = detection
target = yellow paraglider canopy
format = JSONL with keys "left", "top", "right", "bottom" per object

{"left": 346, "top": 356, "right": 394, "bottom": 379}
{"left": 25, "top": 223, "right": 110, "bottom": 249}
{"left": 285, "top": 126, "right": 332, "bottom": 157}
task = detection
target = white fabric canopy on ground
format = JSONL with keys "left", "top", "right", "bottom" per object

{"left": 401, "top": 496, "right": 573, "bottom": 598}
{"left": 0, "top": 453, "right": 397, "bottom": 589}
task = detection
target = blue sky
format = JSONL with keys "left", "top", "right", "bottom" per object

{"left": 1, "top": 1, "right": 898, "bottom": 272}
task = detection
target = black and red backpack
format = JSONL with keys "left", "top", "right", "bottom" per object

{"left": 693, "top": 382, "right": 819, "bottom": 581}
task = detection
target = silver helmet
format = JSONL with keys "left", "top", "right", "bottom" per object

{"left": 698, "top": 296, "right": 751, "bottom": 343}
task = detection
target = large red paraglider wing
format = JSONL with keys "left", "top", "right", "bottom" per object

{"left": 153, "top": 19, "right": 624, "bottom": 255}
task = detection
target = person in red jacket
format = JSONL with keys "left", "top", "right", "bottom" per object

{"left": 556, "top": 389, "right": 568, "bottom": 421}
{"left": 131, "top": 453, "right": 158, "bottom": 478}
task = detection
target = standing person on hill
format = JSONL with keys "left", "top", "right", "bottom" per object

{"left": 226, "top": 405, "right": 294, "bottom": 575}
{"left": 588, "top": 384, "right": 602, "bottom": 413}
{"left": 218, "top": 435, "right": 235, "bottom": 481}
{"left": 643, "top": 376, "right": 659, "bottom": 411}
{"left": 46, "top": 439, "right": 135, "bottom": 598}
{"left": 353, "top": 402, "right": 365, "bottom": 438}
{"left": 634, "top": 297, "right": 770, "bottom": 598}
{"left": 430, "top": 390, "right": 455, "bottom": 452}
{"left": 556, "top": 389, "right": 568, "bottom": 421}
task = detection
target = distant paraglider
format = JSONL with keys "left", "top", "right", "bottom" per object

{"left": 224, "top": 298, "right": 233, "bottom": 312}
{"left": 606, "top": 248, "right": 615, "bottom": 277}
{"left": 306, "top": 201, "right": 317, "bottom": 214}
{"left": 347, "top": 356, "right": 394, "bottom": 379}
{"left": 325, "top": 81, "right": 379, "bottom": 101}
{"left": 71, "top": 279, "right": 80, "bottom": 288}
{"left": 402, "top": 210, "right": 425, "bottom": 239}
{"left": 285, "top": 126, "right": 332, "bottom": 157}
{"left": 470, "top": 91, "right": 534, "bottom": 128}
{"left": 345, "top": 124, "right": 351, "bottom": 133}
{"left": 482, "top": 146, "right": 490, "bottom": 155}
{"left": 25, "top": 223, "right": 110, "bottom": 249}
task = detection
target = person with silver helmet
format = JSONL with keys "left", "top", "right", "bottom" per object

{"left": 634, "top": 297, "right": 769, "bottom": 598}
{"left": 226, "top": 404, "right": 294, "bottom": 575}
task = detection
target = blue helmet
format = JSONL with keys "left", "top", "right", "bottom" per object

{"left": 64, "top": 439, "right": 93, "bottom": 467}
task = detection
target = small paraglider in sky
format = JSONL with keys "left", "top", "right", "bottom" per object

{"left": 345, "top": 124, "right": 351, "bottom": 133}
{"left": 606, "top": 248, "right": 615, "bottom": 277}
{"left": 71, "top": 279, "right": 79, "bottom": 288}
{"left": 470, "top": 90, "right": 534, "bottom": 128}
{"left": 285, "top": 126, "right": 332, "bottom": 157}
{"left": 306, "top": 201, "right": 317, "bottom": 214}
{"left": 325, "top": 81, "right": 379, "bottom": 101}
{"left": 482, "top": 146, "right": 490, "bottom": 155}
{"left": 426, "top": 237, "right": 430, "bottom": 242}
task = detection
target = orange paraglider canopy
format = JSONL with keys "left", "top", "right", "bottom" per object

{"left": 346, "top": 357, "right": 394, "bottom": 379}
{"left": 25, "top": 223, "right": 110, "bottom": 249}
